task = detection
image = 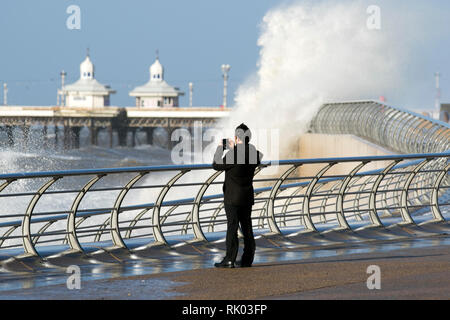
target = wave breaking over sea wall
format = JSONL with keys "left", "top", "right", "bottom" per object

{"left": 220, "top": 0, "right": 426, "bottom": 160}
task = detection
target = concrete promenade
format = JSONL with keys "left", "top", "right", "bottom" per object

{"left": 132, "top": 244, "right": 450, "bottom": 300}
{"left": 1, "top": 240, "right": 448, "bottom": 300}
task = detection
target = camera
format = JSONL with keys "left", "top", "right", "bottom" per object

{"left": 222, "top": 138, "right": 229, "bottom": 150}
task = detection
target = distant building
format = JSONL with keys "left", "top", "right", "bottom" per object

{"left": 129, "top": 56, "right": 184, "bottom": 107}
{"left": 59, "top": 53, "right": 115, "bottom": 108}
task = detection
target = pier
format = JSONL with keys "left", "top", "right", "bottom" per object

{"left": 0, "top": 106, "right": 230, "bottom": 149}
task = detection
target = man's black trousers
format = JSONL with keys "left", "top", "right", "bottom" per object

{"left": 224, "top": 204, "right": 255, "bottom": 264}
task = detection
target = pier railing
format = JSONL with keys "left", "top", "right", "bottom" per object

{"left": 0, "top": 152, "right": 448, "bottom": 259}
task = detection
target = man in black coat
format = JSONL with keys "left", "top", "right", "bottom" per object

{"left": 212, "top": 123, "right": 263, "bottom": 268}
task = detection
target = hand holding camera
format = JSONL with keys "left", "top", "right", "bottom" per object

{"left": 221, "top": 138, "right": 234, "bottom": 151}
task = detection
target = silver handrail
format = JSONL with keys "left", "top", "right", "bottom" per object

{"left": 0, "top": 152, "right": 448, "bottom": 259}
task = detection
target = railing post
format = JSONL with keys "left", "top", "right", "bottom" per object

{"left": 110, "top": 172, "right": 148, "bottom": 249}
{"left": 188, "top": 171, "right": 223, "bottom": 242}
{"left": 0, "top": 179, "right": 16, "bottom": 193}
{"left": 0, "top": 226, "right": 20, "bottom": 248}
{"left": 399, "top": 159, "right": 431, "bottom": 225}
{"left": 152, "top": 170, "right": 189, "bottom": 245}
{"left": 303, "top": 162, "right": 337, "bottom": 232}
{"left": 368, "top": 160, "right": 401, "bottom": 227}
{"left": 67, "top": 174, "right": 105, "bottom": 252}
{"left": 280, "top": 186, "right": 305, "bottom": 227}
{"left": 266, "top": 165, "right": 300, "bottom": 235}
{"left": 22, "top": 177, "right": 60, "bottom": 257}
{"left": 336, "top": 161, "right": 368, "bottom": 230}
{"left": 430, "top": 163, "right": 450, "bottom": 222}
{"left": 208, "top": 202, "right": 225, "bottom": 233}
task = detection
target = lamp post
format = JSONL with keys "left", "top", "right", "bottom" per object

{"left": 221, "top": 64, "right": 230, "bottom": 108}
{"left": 189, "top": 82, "right": 193, "bottom": 107}
{"left": 60, "top": 70, "right": 67, "bottom": 106}
{"left": 435, "top": 72, "right": 441, "bottom": 119}
{"left": 3, "top": 83, "right": 7, "bottom": 106}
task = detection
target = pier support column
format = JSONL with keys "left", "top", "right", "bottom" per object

{"left": 90, "top": 125, "right": 99, "bottom": 146}
{"left": 146, "top": 127, "right": 154, "bottom": 145}
{"left": 42, "top": 125, "right": 48, "bottom": 149}
{"left": 112, "top": 108, "right": 128, "bottom": 147}
{"left": 54, "top": 124, "right": 59, "bottom": 149}
{"left": 71, "top": 127, "right": 81, "bottom": 149}
{"left": 22, "top": 125, "right": 30, "bottom": 147}
{"left": 131, "top": 128, "right": 136, "bottom": 148}
{"left": 63, "top": 124, "right": 71, "bottom": 149}
{"left": 167, "top": 126, "right": 176, "bottom": 150}
{"left": 5, "top": 126, "right": 14, "bottom": 146}
{"left": 108, "top": 126, "right": 113, "bottom": 148}
{"left": 117, "top": 127, "right": 128, "bottom": 147}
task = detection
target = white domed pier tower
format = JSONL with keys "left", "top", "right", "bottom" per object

{"left": 129, "top": 54, "right": 184, "bottom": 107}
{"left": 59, "top": 52, "right": 115, "bottom": 108}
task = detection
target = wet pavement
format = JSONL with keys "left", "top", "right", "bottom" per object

{"left": 0, "top": 221, "right": 449, "bottom": 299}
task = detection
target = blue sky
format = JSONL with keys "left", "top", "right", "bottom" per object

{"left": 0, "top": 0, "right": 276, "bottom": 107}
{"left": 0, "top": 0, "right": 449, "bottom": 110}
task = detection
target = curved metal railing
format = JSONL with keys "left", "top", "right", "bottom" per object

{"left": 310, "top": 101, "right": 450, "bottom": 154}
{"left": 0, "top": 153, "right": 448, "bottom": 260}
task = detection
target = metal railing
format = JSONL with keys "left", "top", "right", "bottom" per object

{"left": 0, "top": 153, "right": 448, "bottom": 259}
{"left": 310, "top": 101, "right": 450, "bottom": 154}
{"left": 0, "top": 100, "right": 449, "bottom": 261}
